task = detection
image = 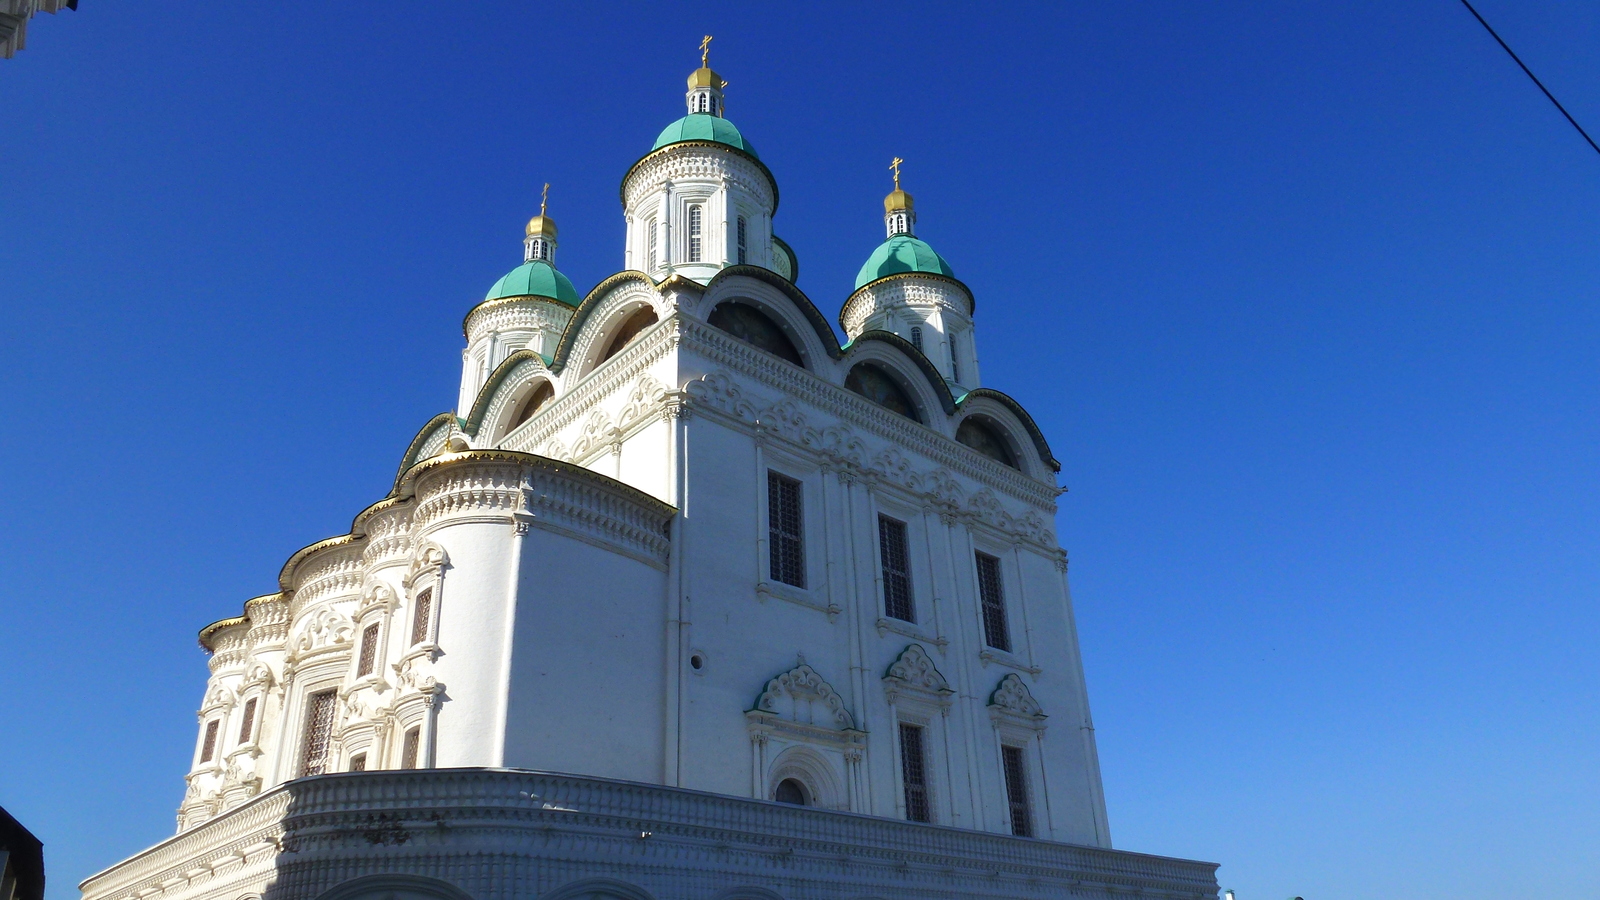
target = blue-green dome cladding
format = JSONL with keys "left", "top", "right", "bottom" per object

{"left": 652, "top": 114, "right": 759, "bottom": 158}
{"left": 854, "top": 235, "right": 955, "bottom": 289}
{"left": 485, "top": 260, "right": 580, "bottom": 306}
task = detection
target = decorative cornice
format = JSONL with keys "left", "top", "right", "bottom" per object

{"left": 619, "top": 140, "right": 780, "bottom": 213}
{"left": 461, "top": 293, "right": 578, "bottom": 340}
{"left": 841, "top": 270, "right": 976, "bottom": 330}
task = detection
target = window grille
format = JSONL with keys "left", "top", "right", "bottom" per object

{"left": 737, "top": 216, "right": 747, "bottom": 265}
{"left": 237, "top": 697, "right": 257, "bottom": 744}
{"left": 1001, "top": 745, "right": 1033, "bottom": 837}
{"left": 199, "top": 719, "right": 219, "bottom": 763}
{"left": 647, "top": 218, "right": 658, "bottom": 271}
{"left": 767, "top": 471, "right": 806, "bottom": 588}
{"left": 976, "top": 552, "right": 1010, "bottom": 651}
{"left": 879, "top": 514, "right": 914, "bottom": 622}
{"left": 411, "top": 588, "right": 433, "bottom": 646}
{"left": 349, "top": 753, "right": 367, "bottom": 772}
{"left": 910, "top": 326, "right": 923, "bottom": 351}
{"left": 401, "top": 726, "right": 421, "bottom": 769}
{"left": 299, "top": 689, "right": 337, "bottom": 777}
{"left": 899, "top": 722, "right": 931, "bottom": 822}
{"left": 356, "top": 622, "right": 380, "bottom": 677}
{"left": 687, "top": 205, "right": 703, "bottom": 262}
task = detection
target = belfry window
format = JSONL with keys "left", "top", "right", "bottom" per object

{"left": 687, "top": 205, "right": 703, "bottom": 262}
{"left": 737, "top": 216, "right": 748, "bottom": 265}
{"left": 410, "top": 587, "right": 434, "bottom": 646}
{"left": 237, "top": 697, "right": 258, "bottom": 744}
{"left": 1001, "top": 745, "right": 1033, "bottom": 837}
{"left": 910, "top": 326, "right": 923, "bottom": 352}
{"left": 976, "top": 551, "right": 1011, "bottom": 652}
{"left": 401, "top": 726, "right": 421, "bottom": 769}
{"left": 199, "top": 719, "right": 219, "bottom": 763}
{"left": 899, "top": 722, "right": 931, "bottom": 822}
{"left": 879, "top": 514, "right": 914, "bottom": 622}
{"left": 767, "top": 471, "right": 806, "bottom": 588}
{"left": 356, "top": 622, "right": 380, "bottom": 677}
{"left": 299, "top": 689, "right": 337, "bottom": 777}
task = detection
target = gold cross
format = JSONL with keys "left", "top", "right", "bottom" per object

{"left": 889, "top": 157, "right": 903, "bottom": 188}
{"left": 540, "top": 183, "right": 549, "bottom": 216}
{"left": 700, "top": 35, "right": 713, "bottom": 67}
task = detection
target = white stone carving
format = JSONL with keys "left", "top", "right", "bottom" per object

{"left": 290, "top": 606, "right": 355, "bottom": 656}
{"left": 751, "top": 664, "right": 854, "bottom": 731}
{"left": 989, "top": 673, "right": 1045, "bottom": 719}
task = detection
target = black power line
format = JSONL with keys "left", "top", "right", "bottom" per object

{"left": 1458, "top": 0, "right": 1600, "bottom": 158}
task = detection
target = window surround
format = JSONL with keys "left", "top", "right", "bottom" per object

{"left": 987, "top": 673, "right": 1052, "bottom": 839}
{"left": 882, "top": 644, "right": 954, "bottom": 825}
{"left": 398, "top": 543, "right": 447, "bottom": 666}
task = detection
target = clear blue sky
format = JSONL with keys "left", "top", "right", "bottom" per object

{"left": 2, "top": 3, "right": 1595, "bottom": 898}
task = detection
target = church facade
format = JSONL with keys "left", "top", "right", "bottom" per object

{"left": 81, "top": 50, "right": 1219, "bottom": 900}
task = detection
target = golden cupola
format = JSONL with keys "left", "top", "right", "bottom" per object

{"left": 524, "top": 183, "right": 558, "bottom": 264}
{"left": 884, "top": 157, "right": 916, "bottom": 237}
{"left": 685, "top": 35, "right": 727, "bottom": 117}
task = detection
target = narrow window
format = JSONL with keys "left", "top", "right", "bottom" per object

{"left": 899, "top": 723, "right": 931, "bottom": 822}
{"left": 950, "top": 341, "right": 961, "bottom": 382}
{"left": 737, "top": 215, "right": 748, "bottom": 265}
{"left": 349, "top": 753, "right": 367, "bottom": 772}
{"left": 237, "top": 697, "right": 258, "bottom": 744}
{"left": 910, "top": 326, "right": 923, "bottom": 352}
{"left": 1001, "top": 745, "right": 1033, "bottom": 837}
{"left": 401, "top": 726, "right": 421, "bottom": 769}
{"left": 647, "top": 217, "right": 658, "bottom": 271}
{"left": 767, "top": 471, "right": 806, "bottom": 588}
{"left": 199, "top": 719, "right": 220, "bottom": 763}
{"left": 356, "top": 622, "right": 380, "bottom": 677}
{"left": 879, "top": 514, "right": 914, "bottom": 622}
{"left": 687, "top": 204, "right": 703, "bottom": 262}
{"left": 976, "top": 552, "right": 1010, "bottom": 652}
{"left": 298, "top": 689, "right": 337, "bottom": 777}
{"left": 411, "top": 587, "right": 434, "bottom": 646}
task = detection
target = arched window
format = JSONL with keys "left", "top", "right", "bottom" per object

{"left": 736, "top": 216, "right": 748, "bottom": 265}
{"left": 600, "top": 307, "right": 659, "bottom": 363}
{"left": 774, "top": 778, "right": 809, "bottom": 806}
{"left": 910, "top": 326, "right": 923, "bottom": 352}
{"left": 687, "top": 205, "right": 703, "bottom": 262}
{"left": 708, "top": 301, "right": 803, "bottom": 366}
{"left": 509, "top": 381, "right": 554, "bottom": 430}
{"left": 956, "top": 417, "right": 1019, "bottom": 469}
{"left": 845, "top": 363, "right": 921, "bottom": 422}
{"left": 646, "top": 217, "right": 658, "bottom": 271}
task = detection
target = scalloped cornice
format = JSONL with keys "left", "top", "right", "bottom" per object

{"left": 619, "top": 141, "right": 780, "bottom": 214}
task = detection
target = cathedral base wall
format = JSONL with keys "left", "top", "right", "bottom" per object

{"left": 80, "top": 770, "right": 1217, "bottom": 900}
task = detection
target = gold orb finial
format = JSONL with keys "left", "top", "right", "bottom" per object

{"left": 526, "top": 183, "right": 557, "bottom": 239}
{"left": 688, "top": 34, "right": 726, "bottom": 90}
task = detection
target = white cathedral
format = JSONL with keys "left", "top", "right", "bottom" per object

{"left": 82, "top": 48, "right": 1219, "bottom": 900}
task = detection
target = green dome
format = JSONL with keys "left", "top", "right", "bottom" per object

{"left": 485, "top": 260, "right": 580, "bottom": 306}
{"left": 651, "top": 113, "right": 759, "bottom": 159}
{"left": 853, "top": 235, "right": 955, "bottom": 289}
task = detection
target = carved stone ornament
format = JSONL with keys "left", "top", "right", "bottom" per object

{"left": 752, "top": 664, "right": 855, "bottom": 730}
{"left": 200, "top": 682, "right": 235, "bottom": 713}
{"left": 407, "top": 541, "right": 448, "bottom": 584}
{"left": 883, "top": 644, "right": 953, "bottom": 696}
{"left": 241, "top": 662, "right": 275, "bottom": 690}
{"left": 617, "top": 375, "right": 669, "bottom": 431}
{"left": 290, "top": 605, "right": 355, "bottom": 656}
{"left": 357, "top": 581, "right": 396, "bottom": 617}
{"left": 988, "top": 673, "right": 1046, "bottom": 719}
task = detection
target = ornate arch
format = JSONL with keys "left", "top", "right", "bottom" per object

{"left": 989, "top": 673, "right": 1047, "bottom": 725}
{"left": 703, "top": 266, "right": 842, "bottom": 359}
{"left": 549, "top": 272, "right": 664, "bottom": 375}
{"left": 393, "top": 412, "right": 455, "bottom": 495}
{"left": 751, "top": 663, "right": 854, "bottom": 730}
{"left": 313, "top": 875, "right": 476, "bottom": 900}
{"left": 842, "top": 331, "right": 956, "bottom": 420}
{"left": 539, "top": 879, "right": 657, "bottom": 900}
{"left": 955, "top": 387, "right": 1060, "bottom": 473}
{"left": 766, "top": 744, "right": 846, "bottom": 810}
{"left": 462, "top": 350, "right": 554, "bottom": 439}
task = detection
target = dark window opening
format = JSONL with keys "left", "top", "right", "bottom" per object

{"left": 1001, "top": 745, "right": 1033, "bottom": 837}
{"left": 356, "top": 622, "right": 380, "bottom": 677}
{"left": 401, "top": 726, "right": 421, "bottom": 769}
{"left": 349, "top": 753, "right": 367, "bottom": 772}
{"left": 708, "top": 301, "right": 803, "bottom": 366}
{"left": 411, "top": 587, "right": 434, "bottom": 646}
{"left": 199, "top": 719, "right": 219, "bottom": 763}
{"left": 900, "top": 723, "right": 931, "bottom": 822}
{"left": 510, "top": 381, "right": 554, "bottom": 430}
{"left": 879, "top": 514, "right": 914, "bottom": 622}
{"left": 956, "top": 418, "right": 1019, "bottom": 469}
{"left": 237, "top": 697, "right": 257, "bottom": 744}
{"left": 299, "top": 689, "right": 337, "bottom": 777}
{"left": 774, "top": 778, "right": 808, "bottom": 806}
{"left": 767, "top": 471, "right": 806, "bottom": 588}
{"left": 845, "top": 363, "right": 921, "bottom": 422}
{"left": 976, "top": 552, "right": 1011, "bottom": 652}
{"left": 601, "top": 307, "right": 659, "bottom": 363}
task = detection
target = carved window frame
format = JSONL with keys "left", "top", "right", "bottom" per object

{"left": 882, "top": 644, "right": 954, "bottom": 824}
{"left": 400, "top": 543, "right": 448, "bottom": 665}
{"left": 230, "top": 665, "right": 275, "bottom": 760}
{"left": 346, "top": 583, "right": 396, "bottom": 690}
{"left": 754, "top": 448, "right": 829, "bottom": 612}
{"left": 987, "top": 673, "right": 1051, "bottom": 839}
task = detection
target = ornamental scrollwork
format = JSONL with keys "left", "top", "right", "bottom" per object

{"left": 988, "top": 673, "right": 1045, "bottom": 719}
{"left": 752, "top": 664, "right": 855, "bottom": 731}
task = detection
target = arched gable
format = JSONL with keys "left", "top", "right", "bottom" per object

{"left": 705, "top": 266, "right": 842, "bottom": 360}
{"left": 956, "top": 388, "right": 1060, "bottom": 473}
{"left": 549, "top": 271, "right": 661, "bottom": 374}
{"left": 843, "top": 331, "right": 957, "bottom": 417}
{"left": 314, "top": 875, "right": 476, "bottom": 900}
{"left": 461, "top": 350, "right": 553, "bottom": 440}
{"left": 393, "top": 412, "right": 455, "bottom": 494}
{"left": 540, "top": 879, "right": 657, "bottom": 900}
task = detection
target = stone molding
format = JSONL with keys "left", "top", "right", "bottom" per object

{"left": 841, "top": 275, "right": 975, "bottom": 338}
{"left": 623, "top": 146, "right": 776, "bottom": 212}
{"left": 80, "top": 770, "right": 1219, "bottom": 900}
